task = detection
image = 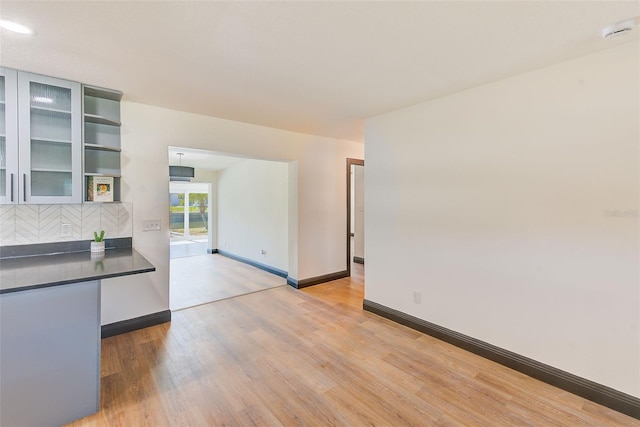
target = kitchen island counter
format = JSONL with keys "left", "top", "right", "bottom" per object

{"left": 0, "top": 247, "right": 155, "bottom": 294}
{"left": 0, "top": 245, "right": 155, "bottom": 426}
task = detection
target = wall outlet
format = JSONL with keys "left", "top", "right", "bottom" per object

{"left": 61, "top": 223, "right": 72, "bottom": 237}
{"left": 413, "top": 291, "right": 422, "bottom": 304}
{"left": 142, "top": 219, "right": 161, "bottom": 232}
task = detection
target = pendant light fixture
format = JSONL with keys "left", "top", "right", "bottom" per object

{"left": 169, "top": 152, "right": 195, "bottom": 181}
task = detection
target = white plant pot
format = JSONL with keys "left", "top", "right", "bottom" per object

{"left": 91, "top": 241, "right": 105, "bottom": 253}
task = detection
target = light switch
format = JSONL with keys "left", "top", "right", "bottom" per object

{"left": 142, "top": 219, "right": 161, "bottom": 232}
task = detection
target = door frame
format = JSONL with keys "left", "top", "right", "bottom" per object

{"left": 346, "top": 158, "right": 364, "bottom": 277}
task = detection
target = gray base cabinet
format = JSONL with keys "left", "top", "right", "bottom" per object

{"left": 0, "top": 280, "right": 101, "bottom": 426}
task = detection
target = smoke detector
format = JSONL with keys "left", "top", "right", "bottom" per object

{"left": 602, "top": 17, "right": 639, "bottom": 39}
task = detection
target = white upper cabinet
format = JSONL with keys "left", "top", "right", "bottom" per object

{"left": 18, "top": 72, "right": 82, "bottom": 204}
{"left": 0, "top": 68, "right": 18, "bottom": 204}
{"left": 1, "top": 70, "right": 82, "bottom": 204}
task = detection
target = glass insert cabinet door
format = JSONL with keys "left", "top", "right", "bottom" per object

{"left": 17, "top": 72, "right": 82, "bottom": 203}
{"left": 0, "top": 68, "right": 18, "bottom": 204}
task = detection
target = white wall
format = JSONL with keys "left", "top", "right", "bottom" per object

{"left": 217, "top": 159, "right": 289, "bottom": 271}
{"left": 364, "top": 41, "right": 639, "bottom": 397}
{"left": 101, "top": 103, "right": 363, "bottom": 324}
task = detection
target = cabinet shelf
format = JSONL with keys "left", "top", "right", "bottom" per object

{"left": 84, "top": 114, "right": 120, "bottom": 127}
{"left": 31, "top": 137, "right": 72, "bottom": 144}
{"left": 84, "top": 172, "right": 122, "bottom": 178}
{"left": 83, "top": 84, "right": 121, "bottom": 203}
{"left": 84, "top": 143, "right": 121, "bottom": 152}
{"left": 83, "top": 86, "right": 122, "bottom": 101}
{"left": 31, "top": 168, "right": 73, "bottom": 173}
{"left": 82, "top": 200, "right": 123, "bottom": 204}
{"left": 31, "top": 106, "right": 72, "bottom": 115}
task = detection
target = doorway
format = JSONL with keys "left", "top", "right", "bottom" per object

{"left": 168, "top": 147, "right": 291, "bottom": 311}
{"left": 169, "top": 181, "right": 211, "bottom": 259}
{"left": 346, "top": 158, "right": 364, "bottom": 278}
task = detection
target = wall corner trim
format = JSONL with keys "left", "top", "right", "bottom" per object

{"left": 101, "top": 310, "right": 171, "bottom": 339}
{"left": 208, "top": 248, "right": 219, "bottom": 254}
{"left": 362, "top": 299, "right": 640, "bottom": 420}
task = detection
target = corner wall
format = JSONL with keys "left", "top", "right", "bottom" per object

{"left": 364, "top": 41, "right": 639, "bottom": 396}
{"left": 217, "top": 159, "right": 289, "bottom": 271}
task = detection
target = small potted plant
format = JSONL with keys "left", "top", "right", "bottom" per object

{"left": 91, "top": 230, "right": 106, "bottom": 253}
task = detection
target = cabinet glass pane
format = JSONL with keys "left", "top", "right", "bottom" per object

{"left": 0, "top": 75, "right": 5, "bottom": 198}
{"left": 0, "top": 135, "right": 5, "bottom": 197}
{"left": 0, "top": 104, "right": 5, "bottom": 136}
{"left": 0, "top": 75, "right": 5, "bottom": 137}
{"left": 30, "top": 109, "right": 72, "bottom": 142}
{"left": 31, "top": 141, "right": 72, "bottom": 171}
{"left": 30, "top": 82, "right": 71, "bottom": 111}
{"left": 31, "top": 171, "right": 72, "bottom": 196}
{"left": 0, "top": 137, "right": 5, "bottom": 169}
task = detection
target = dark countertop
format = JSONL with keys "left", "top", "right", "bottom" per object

{"left": 0, "top": 248, "right": 156, "bottom": 294}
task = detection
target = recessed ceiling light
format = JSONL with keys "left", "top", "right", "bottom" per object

{"left": 602, "top": 17, "right": 639, "bottom": 39}
{"left": 0, "top": 19, "right": 33, "bottom": 35}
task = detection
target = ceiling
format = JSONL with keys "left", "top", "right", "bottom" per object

{"left": 1, "top": 1, "right": 638, "bottom": 142}
{"left": 168, "top": 146, "right": 247, "bottom": 171}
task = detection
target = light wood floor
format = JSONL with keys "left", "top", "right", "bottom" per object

{"left": 170, "top": 253, "right": 286, "bottom": 311}
{"left": 67, "top": 261, "right": 638, "bottom": 426}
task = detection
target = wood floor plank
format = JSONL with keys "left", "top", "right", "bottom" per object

{"left": 65, "top": 260, "right": 639, "bottom": 427}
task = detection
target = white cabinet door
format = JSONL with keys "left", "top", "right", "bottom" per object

{"left": 17, "top": 72, "right": 82, "bottom": 204}
{"left": 0, "top": 68, "right": 18, "bottom": 204}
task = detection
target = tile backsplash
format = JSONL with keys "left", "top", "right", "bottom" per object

{"left": 0, "top": 203, "right": 133, "bottom": 246}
